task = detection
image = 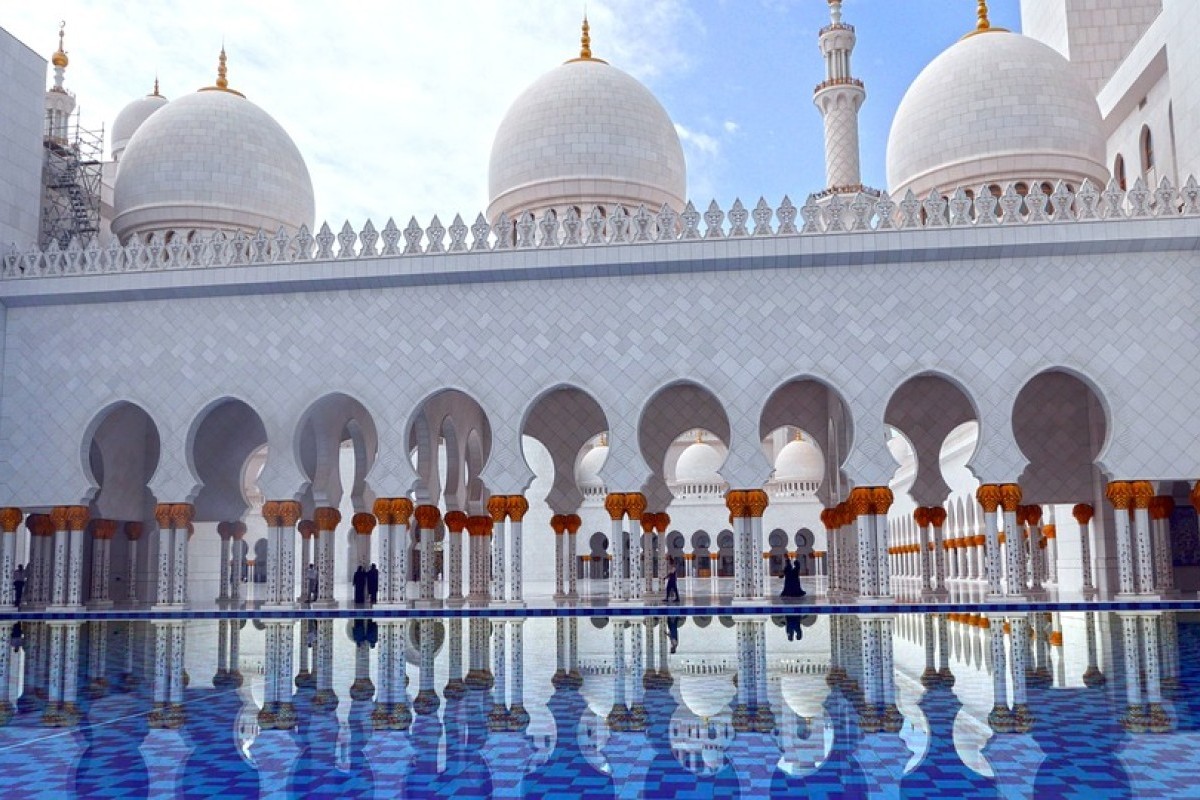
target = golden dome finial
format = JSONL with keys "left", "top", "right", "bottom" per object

{"left": 152, "top": 75, "right": 160, "bottom": 97}
{"left": 216, "top": 46, "right": 228, "bottom": 90}
{"left": 580, "top": 15, "right": 592, "bottom": 60}
{"left": 52, "top": 21, "right": 68, "bottom": 69}
{"left": 793, "top": 429, "right": 804, "bottom": 443}
{"left": 976, "top": 0, "right": 991, "bottom": 32}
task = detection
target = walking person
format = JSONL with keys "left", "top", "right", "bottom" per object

{"left": 12, "top": 563, "right": 26, "bottom": 607}
{"left": 305, "top": 563, "right": 318, "bottom": 603}
{"left": 664, "top": 557, "right": 680, "bottom": 603}
{"left": 780, "top": 556, "right": 806, "bottom": 600}
{"left": 353, "top": 565, "right": 367, "bottom": 606}
{"left": 367, "top": 563, "right": 379, "bottom": 605}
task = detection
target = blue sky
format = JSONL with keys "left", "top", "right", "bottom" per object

{"left": 3, "top": 0, "right": 1022, "bottom": 226}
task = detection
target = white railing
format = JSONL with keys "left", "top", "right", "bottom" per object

{"left": 4, "top": 175, "right": 1197, "bottom": 280}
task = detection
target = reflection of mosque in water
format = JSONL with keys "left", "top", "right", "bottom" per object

{"left": 0, "top": 610, "right": 1194, "bottom": 795}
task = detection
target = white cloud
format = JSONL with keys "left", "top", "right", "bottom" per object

{"left": 1, "top": 0, "right": 698, "bottom": 228}
{"left": 674, "top": 123, "right": 720, "bottom": 157}
{"left": 723, "top": 120, "right": 740, "bottom": 134}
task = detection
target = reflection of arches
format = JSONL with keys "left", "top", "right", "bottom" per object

{"left": 521, "top": 385, "right": 608, "bottom": 514}
{"left": 84, "top": 401, "right": 161, "bottom": 520}
{"left": 884, "top": 373, "right": 978, "bottom": 507}
{"left": 639, "top": 381, "right": 731, "bottom": 512}
{"left": 1013, "top": 369, "right": 1108, "bottom": 503}
{"left": 759, "top": 378, "right": 852, "bottom": 506}
{"left": 188, "top": 397, "right": 267, "bottom": 522}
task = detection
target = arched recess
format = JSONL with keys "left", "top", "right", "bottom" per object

{"left": 187, "top": 397, "right": 268, "bottom": 522}
{"left": 84, "top": 401, "right": 161, "bottom": 521}
{"left": 295, "top": 393, "right": 379, "bottom": 513}
{"left": 758, "top": 377, "right": 852, "bottom": 506}
{"left": 638, "top": 381, "right": 731, "bottom": 512}
{"left": 883, "top": 373, "right": 978, "bottom": 507}
{"left": 1013, "top": 369, "right": 1108, "bottom": 504}
{"left": 406, "top": 389, "right": 491, "bottom": 511}
{"left": 521, "top": 385, "right": 608, "bottom": 514}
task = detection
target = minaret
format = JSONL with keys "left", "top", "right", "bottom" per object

{"left": 813, "top": 0, "right": 866, "bottom": 196}
{"left": 45, "top": 23, "right": 76, "bottom": 143}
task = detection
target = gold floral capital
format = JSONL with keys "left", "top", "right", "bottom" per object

{"left": 976, "top": 484, "right": 1001, "bottom": 513}
{"left": 624, "top": 493, "right": 646, "bottom": 520}
{"left": 92, "top": 519, "right": 118, "bottom": 540}
{"left": 929, "top": 506, "right": 947, "bottom": 528}
{"left": 297, "top": 519, "right": 317, "bottom": 539}
{"left": 913, "top": 507, "right": 930, "bottom": 527}
{"left": 1130, "top": 480, "right": 1154, "bottom": 510}
{"left": 444, "top": 510, "right": 468, "bottom": 533}
{"left": 1072, "top": 503, "right": 1094, "bottom": 524}
{"left": 415, "top": 504, "right": 441, "bottom": 530}
{"left": 168, "top": 503, "right": 193, "bottom": 528}
{"left": 1105, "top": 481, "right": 1132, "bottom": 510}
{"left": 604, "top": 493, "right": 626, "bottom": 521}
{"left": 314, "top": 506, "right": 341, "bottom": 531}
{"left": 870, "top": 487, "right": 893, "bottom": 515}
{"left": 1191, "top": 480, "right": 1200, "bottom": 513}
{"left": 0, "top": 507, "right": 22, "bottom": 533}
{"left": 506, "top": 495, "right": 530, "bottom": 522}
{"left": 154, "top": 504, "right": 174, "bottom": 529}
{"left": 550, "top": 514, "right": 566, "bottom": 535}
{"left": 565, "top": 514, "right": 582, "bottom": 534}
{"left": 390, "top": 498, "right": 414, "bottom": 526}
{"left": 124, "top": 521, "right": 143, "bottom": 541}
{"left": 487, "top": 496, "right": 509, "bottom": 523}
{"left": 465, "top": 515, "right": 490, "bottom": 537}
{"left": 725, "top": 489, "right": 748, "bottom": 518}
{"left": 372, "top": 498, "right": 393, "bottom": 525}
{"left": 999, "top": 484, "right": 1022, "bottom": 512}
{"left": 847, "top": 487, "right": 872, "bottom": 519}
{"left": 351, "top": 512, "right": 377, "bottom": 535}
{"left": 746, "top": 490, "right": 769, "bottom": 518}
{"left": 1025, "top": 505, "right": 1043, "bottom": 525}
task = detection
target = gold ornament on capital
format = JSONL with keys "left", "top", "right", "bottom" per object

{"left": 314, "top": 506, "right": 340, "bottom": 531}
{"left": 604, "top": 493, "right": 626, "bottom": 521}
{"left": 976, "top": 484, "right": 1001, "bottom": 513}
{"left": 261, "top": 501, "right": 281, "bottom": 527}
{"left": 1105, "top": 481, "right": 1132, "bottom": 510}
{"left": 506, "top": 495, "right": 530, "bottom": 522}
{"left": 390, "top": 497, "right": 414, "bottom": 526}
{"left": 1130, "top": 481, "right": 1154, "bottom": 510}
{"left": 0, "top": 507, "right": 22, "bottom": 533}
{"left": 1072, "top": 503, "right": 1094, "bottom": 524}
{"left": 624, "top": 492, "right": 647, "bottom": 520}
{"left": 352, "top": 512, "right": 377, "bottom": 535}
{"left": 444, "top": 510, "right": 468, "bottom": 533}
{"left": 415, "top": 504, "right": 441, "bottom": 530}
{"left": 372, "top": 498, "right": 393, "bottom": 525}
{"left": 999, "top": 484, "right": 1022, "bottom": 512}
{"left": 746, "top": 489, "right": 769, "bottom": 518}
{"left": 487, "top": 496, "right": 509, "bottom": 523}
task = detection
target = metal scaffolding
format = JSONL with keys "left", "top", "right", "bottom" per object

{"left": 39, "top": 112, "right": 104, "bottom": 249}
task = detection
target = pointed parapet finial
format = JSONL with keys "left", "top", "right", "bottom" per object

{"left": 200, "top": 44, "right": 245, "bottom": 97}
{"left": 828, "top": 0, "right": 843, "bottom": 26}
{"left": 963, "top": 0, "right": 1007, "bottom": 38}
{"left": 151, "top": 74, "right": 161, "bottom": 97}
{"left": 52, "top": 21, "right": 68, "bottom": 68}
{"left": 567, "top": 13, "right": 608, "bottom": 64}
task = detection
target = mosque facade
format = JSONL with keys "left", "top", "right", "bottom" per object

{"left": 0, "top": 0, "right": 1197, "bottom": 613}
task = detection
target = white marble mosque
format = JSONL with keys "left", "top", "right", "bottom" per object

{"left": 0, "top": 0, "right": 1197, "bottom": 615}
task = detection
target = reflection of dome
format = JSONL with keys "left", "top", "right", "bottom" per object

{"left": 774, "top": 436, "right": 823, "bottom": 482}
{"left": 487, "top": 22, "right": 686, "bottom": 222}
{"left": 575, "top": 442, "right": 608, "bottom": 488}
{"left": 112, "top": 87, "right": 168, "bottom": 162}
{"left": 113, "top": 65, "right": 314, "bottom": 242}
{"left": 675, "top": 440, "right": 724, "bottom": 484}
{"left": 580, "top": 671, "right": 614, "bottom": 719}
{"left": 886, "top": 28, "right": 1106, "bottom": 198}
{"left": 678, "top": 674, "right": 736, "bottom": 720}
{"left": 780, "top": 673, "right": 829, "bottom": 719}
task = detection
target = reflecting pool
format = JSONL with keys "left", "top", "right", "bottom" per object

{"left": 0, "top": 610, "right": 1195, "bottom": 798}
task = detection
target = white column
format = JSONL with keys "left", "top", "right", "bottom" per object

{"left": 171, "top": 516, "right": 189, "bottom": 606}
{"left": 488, "top": 498, "right": 507, "bottom": 603}
{"left": 747, "top": 491, "right": 768, "bottom": 599}
{"left": 1027, "top": 507, "right": 1044, "bottom": 593}
{"left": 915, "top": 509, "right": 932, "bottom": 593}
{"left": 850, "top": 489, "right": 876, "bottom": 597}
{"left": 374, "top": 503, "right": 393, "bottom": 603}
{"left": 507, "top": 497, "right": 527, "bottom": 603}
{"left": 976, "top": 488, "right": 1003, "bottom": 596}
{"left": 1105, "top": 483, "right": 1137, "bottom": 596}
{"left": 217, "top": 523, "right": 233, "bottom": 602}
{"left": 1150, "top": 497, "right": 1175, "bottom": 593}
{"left": 552, "top": 516, "right": 566, "bottom": 598}
{"left": 447, "top": 512, "right": 464, "bottom": 602}
{"left": 1131, "top": 482, "right": 1155, "bottom": 594}
{"left": 154, "top": 505, "right": 174, "bottom": 606}
{"left": 1000, "top": 486, "right": 1025, "bottom": 597}
{"left": 930, "top": 508, "right": 947, "bottom": 593}
{"left": 873, "top": 489, "right": 892, "bottom": 596}
{"left": 415, "top": 504, "right": 440, "bottom": 603}
{"left": 0, "top": 509, "right": 18, "bottom": 608}
{"left": 228, "top": 524, "right": 244, "bottom": 602}
{"left": 125, "top": 522, "right": 142, "bottom": 604}
{"left": 566, "top": 516, "right": 580, "bottom": 598}
{"left": 315, "top": 507, "right": 340, "bottom": 605}
{"left": 394, "top": 502, "right": 412, "bottom": 603}
{"left": 1044, "top": 505, "right": 1059, "bottom": 584}
{"left": 605, "top": 494, "right": 625, "bottom": 601}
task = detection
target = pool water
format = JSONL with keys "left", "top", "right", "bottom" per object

{"left": 0, "top": 610, "right": 1195, "bottom": 798}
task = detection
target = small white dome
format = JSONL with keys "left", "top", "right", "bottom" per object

{"left": 774, "top": 437, "right": 823, "bottom": 482}
{"left": 575, "top": 443, "right": 608, "bottom": 488}
{"left": 487, "top": 55, "right": 686, "bottom": 222}
{"left": 678, "top": 674, "right": 736, "bottom": 720}
{"left": 111, "top": 91, "right": 168, "bottom": 162}
{"left": 113, "top": 88, "right": 314, "bottom": 242}
{"left": 675, "top": 441, "right": 724, "bottom": 484}
{"left": 886, "top": 30, "right": 1107, "bottom": 198}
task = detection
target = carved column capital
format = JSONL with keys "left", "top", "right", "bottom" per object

{"left": 550, "top": 514, "right": 566, "bottom": 535}
{"left": 976, "top": 484, "right": 1001, "bottom": 513}
{"left": 929, "top": 507, "right": 947, "bottom": 528}
{"left": 0, "top": 507, "right": 22, "bottom": 533}
{"left": 1105, "top": 481, "right": 1132, "bottom": 510}
{"left": 372, "top": 498, "right": 393, "bottom": 525}
{"left": 847, "top": 487, "right": 872, "bottom": 519}
{"left": 390, "top": 497, "right": 414, "bottom": 526}
{"left": 654, "top": 512, "right": 671, "bottom": 533}
{"left": 487, "top": 495, "right": 510, "bottom": 523}
{"left": 913, "top": 507, "right": 930, "bottom": 527}
{"left": 1025, "top": 505, "right": 1043, "bottom": 526}
{"left": 313, "top": 506, "right": 340, "bottom": 531}
{"left": 1130, "top": 480, "right": 1154, "bottom": 510}
{"left": 92, "top": 519, "right": 118, "bottom": 540}
{"left": 1072, "top": 503, "right": 1094, "bottom": 524}
{"left": 604, "top": 493, "right": 626, "bottom": 521}
{"left": 351, "top": 512, "right": 377, "bottom": 535}
{"left": 999, "top": 484, "right": 1022, "bottom": 512}
{"left": 261, "top": 501, "right": 281, "bottom": 527}
{"left": 746, "top": 489, "right": 769, "bottom": 518}
{"left": 168, "top": 503, "right": 193, "bottom": 528}
{"left": 124, "top": 521, "right": 143, "bottom": 541}
{"left": 444, "top": 510, "right": 468, "bottom": 533}
{"left": 414, "top": 504, "right": 441, "bottom": 530}
{"left": 506, "top": 495, "right": 530, "bottom": 522}
{"left": 297, "top": 519, "right": 316, "bottom": 539}
{"left": 869, "top": 487, "right": 893, "bottom": 515}
{"left": 624, "top": 492, "right": 646, "bottom": 520}
{"left": 1191, "top": 481, "right": 1200, "bottom": 513}
{"left": 564, "top": 514, "right": 582, "bottom": 534}
{"left": 725, "top": 489, "right": 749, "bottom": 518}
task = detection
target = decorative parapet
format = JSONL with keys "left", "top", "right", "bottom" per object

{"left": 4, "top": 176, "right": 1197, "bottom": 280}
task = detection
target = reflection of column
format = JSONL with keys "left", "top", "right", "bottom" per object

{"left": 977, "top": 486, "right": 1003, "bottom": 596}
{"left": 747, "top": 490, "right": 769, "bottom": 599}
{"left": 0, "top": 508, "right": 20, "bottom": 607}
{"left": 487, "top": 497, "right": 508, "bottom": 603}
{"left": 1009, "top": 616, "right": 1032, "bottom": 731}
{"left": 1118, "top": 614, "right": 1144, "bottom": 730}
{"left": 445, "top": 510, "right": 467, "bottom": 603}
{"left": 1072, "top": 504, "right": 1096, "bottom": 594}
{"left": 605, "top": 493, "right": 625, "bottom": 601}
{"left": 1105, "top": 482, "right": 1136, "bottom": 595}
{"left": 1140, "top": 614, "right": 1169, "bottom": 731}
{"left": 507, "top": 496, "right": 528, "bottom": 603}
{"left": 987, "top": 616, "right": 1009, "bottom": 731}
{"left": 314, "top": 507, "right": 341, "bottom": 605}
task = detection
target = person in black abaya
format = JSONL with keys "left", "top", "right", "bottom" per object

{"left": 780, "top": 557, "right": 806, "bottom": 600}
{"left": 367, "top": 563, "right": 379, "bottom": 605}
{"left": 353, "top": 565, "right": 367, "bottom": 605}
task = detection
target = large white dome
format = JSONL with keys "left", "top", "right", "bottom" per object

{"left": 675, "top": 440, "right": 724, "bottom": 485}
{"left": 111, "top": 88, "right": 168, "bottom": 163}
{"left": 575, "top": 442, "right": 608, "bottom": 488}
{"left": 774, "top": 437, "right": 823, "bottom": 482}
{"left": 487, "top": 51, "right": 686, "bottom": 222}
{"left": 113, "top": 87, "right": 314, "bottom": 242}
{"left": 886, "top": 29, "right": 1107, "bottom": 199}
